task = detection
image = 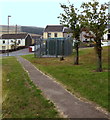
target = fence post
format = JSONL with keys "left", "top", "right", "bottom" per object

{"left": 55, "top": 39, "right": 58, "bottom": 58}
{"left": 34, "top": 39, "right": 37, "bottom": 58}
{"left": 60, "top": 38, "right": 64, "bottom": 60}
{"left": 39, "top": 38, "right": 42, "bottom": 58}
{"left": 45, "top": 40, "right": 47, "bottom": 55}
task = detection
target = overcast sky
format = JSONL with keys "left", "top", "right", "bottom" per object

{"left": 0, "top": 0, "right": 109, "bottom": 28}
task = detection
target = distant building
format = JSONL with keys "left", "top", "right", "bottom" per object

{"left": 80, "top": 28, "right": 95, "bottom": 42}
{"left": 31, "top": 34, "right": 42, "bottom": 45}
{"left": 0, "top": 33, "right": 32, "bottom": 52}
{"left": 43, "top": 24, "right": 109, "bottom": 43}
{"left": 80, "top": 26, "right": 110, "bottom": 42}
{"left": 108, "top": 1, "right": 110, "bottom": 24}
{"left": 107, "top": 24, "right": 110, "bottom": 40}
{"left": 43, "top": 25, "right": 72, "bottom": 39}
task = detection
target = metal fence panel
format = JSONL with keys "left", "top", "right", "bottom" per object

{"left": 34, "top": 38, "right": 73, "bottom": 57}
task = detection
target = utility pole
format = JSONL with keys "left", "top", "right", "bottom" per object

{"left": 7, "top": 15, "right": 11, "bottom": 56}
{"left": 15, "top": 24, "right": 17, "bottom": 51}
{"left": 15, "top": 24, "right": 17, "bottom": 34}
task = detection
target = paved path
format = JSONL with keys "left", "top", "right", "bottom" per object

{"left": 17, "top": 56, "right": 109, "bottom": 119}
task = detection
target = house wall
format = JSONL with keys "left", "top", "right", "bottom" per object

{"left": 0, "top": 39, "right": 10, "bottom": 50}
{"left": 32, "top": 39, "right": 35, "bottom": 45}
{"left": 63, "top": 33, "right": 73, "bottom": 38}
{"left": 80, "top": 30, "right": 109, "bottom": 42}
{"left": 80, "top": 31, "right": 91, "bottom": 42}
{"left": 25, "top": 35, "right": 32, "bottom": 47}
{"left": 103, "top": 29, "right": 109, "bottom": 40}
{"left": 0, "top": 39, "right": 25, "bottom": 51}
{"left": 103, "top": 33, "right": 108, "bottom": 40}
{"left": 43, "top": 32, "right": 64, "bottom": 39}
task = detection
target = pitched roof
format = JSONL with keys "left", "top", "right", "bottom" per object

{"left": 44, "top": 25, "right": 64, "bottom": 32}
{"left": 1, "top": 33, "right": 30, "bottom": 39}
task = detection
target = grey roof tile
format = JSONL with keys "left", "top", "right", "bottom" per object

{"left": 1, "top": 33, "right": 30, "bottom": 39}
{"left": 44, "top": 25, "right": 64, "bottom": 32}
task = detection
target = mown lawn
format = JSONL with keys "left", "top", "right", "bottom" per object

{"left": 2, "top": 57, "right": 60, "bottom": 118}
{"left": 0, "top": 57, "right": 2, "bottom": 119}
{"left": 22, "top": 46, "right": 109, "bottom": 111}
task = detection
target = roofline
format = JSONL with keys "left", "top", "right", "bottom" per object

{"left": 44, "top": 31, "right": 63, "bottom": 33}
{"left": 44, "top": 25, "right": 64, "bottom": 32}
{"left": 1, "top": 33, "right": 31, "bottom": 39}
{"left": 24, "top": 33, "right": 32, "bottom": 39}
{"left": 45, "top": 25, "right": 63, "bottom": 26}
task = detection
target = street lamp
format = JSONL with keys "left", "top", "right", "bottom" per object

{"left": 7, "top": 15, "right": 11, "bottom": 56}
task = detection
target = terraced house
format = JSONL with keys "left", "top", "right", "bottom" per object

{"left": 43, "top": 25, "right": 72, "bottom": 39}
{"left": 43, "top": 25, "right": 110, "bottom": 42}
{"left": 0, "top": 33, "right": 32, "bottom": 52}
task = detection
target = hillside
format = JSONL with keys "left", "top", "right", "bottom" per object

{"left": 0, "top": 25, "right": 21, "bottom": 35}
{"left": 0, "top": 25, "right": 44, "bottom": 35}
{"left": 21, "top": 26, "right": 44, "bottom": 35}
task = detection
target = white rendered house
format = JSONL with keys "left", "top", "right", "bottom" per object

{"left": 0, "top": 33, "right": 32, "bottom": 51}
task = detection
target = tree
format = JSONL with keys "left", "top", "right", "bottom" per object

{"left": 58, "top": 3, "right": 81, "bottom": 65}
{"left": 80, "top": 0, "right": 108, "bottom": 72}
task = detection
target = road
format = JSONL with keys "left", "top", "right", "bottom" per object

{"left": 0, "top": 48, "right": 34, "bottom": 57}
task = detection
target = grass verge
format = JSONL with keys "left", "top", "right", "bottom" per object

{"left": 2, "top": 56, "right": 60, "bottom": 118}
{"left": 22, "top": 46, "right": 109, "bottom": 112}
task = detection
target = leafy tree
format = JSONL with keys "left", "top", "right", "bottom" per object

{"left": 80, "top": 0, "right": 108, "bottom": 72}
{"left": 58, "top": 3, "right": 81, "bottom": 64}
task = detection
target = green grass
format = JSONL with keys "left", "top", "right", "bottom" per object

{"left": 2, "top": 57, "right": 60, "bottom": 118}
{"left": 22, "top": 46, "right": 109, "bottom": 112}
{"left": 0, "top": 57, "right": 2, "bottom": 120}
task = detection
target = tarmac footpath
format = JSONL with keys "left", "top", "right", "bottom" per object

{"left": 17, "top": 56, "right": 109, "bottom": 119}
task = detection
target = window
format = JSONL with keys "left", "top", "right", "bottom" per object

{"left": 67, "top": 34, "right": 70, "bottom": 37}
{"left": 18, "top": 40, "right": 21, "bottom": 44}
{"left": 48, "top": 33, "right": 51, "bottom": 38}
{"left": 108, "top": 34, "right": 110, "bottom": 40}
{"left": 3, "top": 40, "right": 5, "bottom": 44}
{"left": 84, "top": 39, "right": 87, "bottom": 42}
{"left": 54, "top": 33, "right": 57, "bottom": 37}
{"left": 2, "top": 46, "right": 5, "bottom": 50}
